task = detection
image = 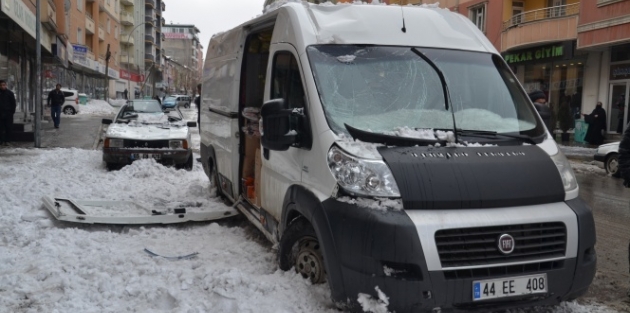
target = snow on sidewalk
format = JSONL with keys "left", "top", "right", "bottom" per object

{"left": 75, "top": 99, "right": 117, "bottom": 116}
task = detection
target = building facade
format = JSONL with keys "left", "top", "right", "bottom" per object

{"left": 162, "top": 24, "right": 201, "bottom": 95}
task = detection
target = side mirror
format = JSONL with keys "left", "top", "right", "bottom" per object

{"left": 102, "top": 119, "right": 112, "bottom": 125}
{"left": 187, "top": 121, "right": 197, "bottom": 128}
{"left": 260, "top": 99, "right": 297, "bottom": 151}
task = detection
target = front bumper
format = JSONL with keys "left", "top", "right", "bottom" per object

{"left": 103, "top": 148, "right": 191, "bottom": 165}
{"left": 594, "top": 153, "right": 606, "bottom": 162}
{"left": 316, "top": 198, "right": 596, "bottom": 312}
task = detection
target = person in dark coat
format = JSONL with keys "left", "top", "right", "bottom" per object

{"left": 582, "top": 101, "right": 607, "bottom": 146}
{"left": 195, "top": 83, "right": 201, "bottom": 125}
{"left": 619, "top": 122, "right": 630, "bottom": 277}
{"left": 528, "top": 90, "right": 553, "bottom": 132}
{"left": 0, "top": 80, "right": 17, "bottom": 146}
{"left": 47, "top": 84, "right": 65, "bottom": 129}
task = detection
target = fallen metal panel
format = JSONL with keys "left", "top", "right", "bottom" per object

{"left": 42, "top": 196, "right": 238, "bottom": 225}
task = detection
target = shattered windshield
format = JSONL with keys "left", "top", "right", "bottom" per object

{"left": 306, "top": 45, "right": 544, "bottom": 137}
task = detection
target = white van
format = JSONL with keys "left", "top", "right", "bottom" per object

{"left": 43, "top": 88, "right": 80, "bottom": 115}
{"left": 200, "top": 3, "right": 595, "bottom": 312}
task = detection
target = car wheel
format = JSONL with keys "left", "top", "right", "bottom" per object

{"left": 605, "top": 153, "right": 620, "bottom": 177}
{"left": 106, "top": 162, "right": 119, "bottom": 171}
{"left": 63, "top": 106, "right": 76, "bottom": 115}
{"left": 278, "top": 218, "right": 327, "bottom": 284}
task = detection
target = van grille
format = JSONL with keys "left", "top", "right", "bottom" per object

{"left": 123, "top": 139, "right": 169, "bottom": 148}
{"left": 435, "top": 222, "right": 566, "bottom": 268}
{"left": 443, "top": 260, "right": 564, "bottom": 280}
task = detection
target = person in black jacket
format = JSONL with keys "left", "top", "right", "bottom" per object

{"left": 582, "top": 102, "right": 607, "bottom": 146}
{"left": 528, "top": 90, "right": 553, "bottom": 132}
{"left": 0, "top": 80, "right": 17, "bottom": 146}
{"left": 195, "top": 83, "right": 201, "bottom": 125}
{"left": 47, "top": 84, "right": 66, "bottom": 128}
{"left": 618, "top": 121, "right": 630, "bottom": 277}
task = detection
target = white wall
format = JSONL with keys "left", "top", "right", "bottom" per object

{"left": 581, "top": 51, "right": 603, "bottom": 114}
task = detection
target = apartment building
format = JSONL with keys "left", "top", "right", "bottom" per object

{"left": 142, "top": 0, "right": 165, "bottom": 97}
{"left": 162, "top": 24, "right": 201, "bottom": 95}
{"left": 577, "top": 0, "right": 630, "bottom": 134}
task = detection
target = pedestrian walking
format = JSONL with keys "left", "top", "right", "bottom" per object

{"left": 0, "top": 80, "right": 16, "bottom": 146}
{"left": 123, "top": 88, "right": 128, "bottom": 100}
{"left": 582, "top": 101, "right": 607, "bottom": 146}
{"left": 195, "top": 84, "right": 201, "bottom": 125}
{"left": 47, "top": 84, "right": 65, "bottom": 129}
{"left": 528, "top": 90, "right": 553, "bottom": 132}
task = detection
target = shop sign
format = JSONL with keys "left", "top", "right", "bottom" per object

{"left": 108, "top": 68, "right": 119, "bottom": 79}
{"left": 119, "top": 69, "right": 144, "bottom": 82}
{"left": 503, "top": 42, "right": 572, "bottom": 65}
{"left": 1, "top": 0, "right": 52, "bottom": 52}
{"left": 73, "top": 45, "right": 88, "bottom": 63}
{"left": 610, "top": 63, "right": 630, "bottom": 80}
{"left": 52, "top": 38, "right": 68, "bottom": 68}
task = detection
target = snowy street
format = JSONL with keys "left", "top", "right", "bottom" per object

{"left": 0, "top": 101, "right": 627, "bottom": 312}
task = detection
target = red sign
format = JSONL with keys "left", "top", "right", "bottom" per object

{"left": 164, "top": 33, "right": 190, "bottom": 39}
{"left": 119, "top": 69, "right": 144, "bottom": 82}
{"left": 44, "top": 70, "right": 54, "bottom": 78}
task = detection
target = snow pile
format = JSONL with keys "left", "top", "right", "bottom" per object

{"left": 357, "top": 286, "right": 390, "bottom": 313}
{"left": 559, "top": 145, "right": 597, "bottom": 158}
{"left": 337, "top": 197, "right": 403, "bottom": 212}
{"left": 570, "top": 161, "right": 607, "bottom": 176}
{"left": 384, "top": 127, "right": 437, "bottom": 140}
{"left": 108, "top": 99, "right": 127, "bottom": 108}
{"left": 337, "top": 55, "right": 356, "bottom": 63}
{"left": 77, "top": 99, "right": 117, "bottom": 116}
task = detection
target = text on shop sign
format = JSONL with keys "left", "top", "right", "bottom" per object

{"left": 504, "top": 46, "right": 564, "bottom": 64}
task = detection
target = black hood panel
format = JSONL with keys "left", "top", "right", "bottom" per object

{"left": 378, "top": 145, "right": 565, "bottom": 210}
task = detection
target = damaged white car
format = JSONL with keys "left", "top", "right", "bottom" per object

{"left": 101, "top": 99, "right": 196, "bottom": 170}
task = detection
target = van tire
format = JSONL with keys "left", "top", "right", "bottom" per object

{"left": 208, "top": 158, "right": 223, "bottom": 199}
{"left": 278, "top": 218, "right": 327, "bottom": 284}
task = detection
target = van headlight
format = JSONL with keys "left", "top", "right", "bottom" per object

{"left": 327, "top": 146, "right": 400, "bottom": 198}
{"left": 105, "top": 138, "right": 123, "bottom": 148}
{"left": 551, "top": 151, "right": 578, "bottom": 196}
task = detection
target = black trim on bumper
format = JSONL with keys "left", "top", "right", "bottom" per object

{"left": 594, "top": 154, "right": 606, "bottom": 162}
{"left": 103, "top": 148, "right": 191, "bottom": 165}
{"left": 312, "top": 197, "right": 596, "bottom": 312}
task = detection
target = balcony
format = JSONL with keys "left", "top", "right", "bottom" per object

{"left": 85, "top": 16, "right": 95, "bottom": 34}
{"left": 121, "top": 33, "right": 135, "bottom": 46}
{"left": 121, "top": 0, "right": 134, "bottom": 6}
{"left": 41, "top": 0, "right": 57, "bottom": 32}
{"left": 145, "top": 16, "right": 155, "bottom": 26}
{"left": 145, "top": 35, "right": 155, "bottom": 43}
{"left": 162, "top": 1, "right": 165, "bottom": 11}
{"left": 120, "top": 54, "right": 135, "bottom": 64}
{"left": 98, "top": 26, "right": 105, "bottom": 41}
{"left": 501, "top": 4, "right": 580, "bottom": 52}
{"left": 145, "top": 53, "right": 155, "bottom": 63}
{"left": 145, "top": 0, "right": 155, "bottom": 8}
{"left": 120, "top": 11, "right": 134, "bottom": 25}
{"left": 161, "top": 17, "right": 165, "bottom": 26}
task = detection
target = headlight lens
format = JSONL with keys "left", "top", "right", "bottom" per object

{"left": 551, "top": 151, "right": 578, "bottom": 193}
{"left": 169, "top": 140, "right": 185, "bottom": 149}
{"left": 327, "top": 146, "right": 400, "bottom": 197}
{"left": 107, "top": 138, "right": 123, "bottom": 148}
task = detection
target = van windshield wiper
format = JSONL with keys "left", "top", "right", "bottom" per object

{"left": 456, "top": 129, "right": 538, "bottom": 145}
{"left": 410, "top": 47, "right": 459, "bottom": 144}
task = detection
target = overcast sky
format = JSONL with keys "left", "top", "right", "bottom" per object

{"left": 163, "top": 0, "right": 265, "bottom": 60}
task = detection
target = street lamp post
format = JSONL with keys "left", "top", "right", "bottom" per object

{"left": 126, "top": 20, "right": 156, "bottom": 99}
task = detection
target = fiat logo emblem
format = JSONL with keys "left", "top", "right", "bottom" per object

{"left": 498, "top": 234, "right": 515, "bottom": 254}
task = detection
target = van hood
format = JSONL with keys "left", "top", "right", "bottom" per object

{"left": 378, "top": 145, "right": 565, "bottom": 210}
{"left": 106, "top": 114, "right": 189, "bottom": 140}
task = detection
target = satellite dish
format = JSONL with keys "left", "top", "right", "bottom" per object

{"left": 64, "top": 0, "right": 71, "bottom": 13}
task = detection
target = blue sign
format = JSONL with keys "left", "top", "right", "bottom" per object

{"left": 73, "top": 45, "right": 88, "bottom": 61}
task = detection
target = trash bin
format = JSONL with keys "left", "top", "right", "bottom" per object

{"left": 574, "top": 119, "right": 588, "bottom": 144}
{"left": 78, "top": 94, "right": 89, "bottom": 105}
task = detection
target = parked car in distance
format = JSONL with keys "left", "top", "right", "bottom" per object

{"left": 101, "top": 99, "right": 196, "bottom": 171}
{"left": 175, "top": 95, "right": 192, "bottom": 108}
{"left": 594, "top": 141, "right": 620, "bottom": 177}
{"left": 43, "top": 88, "right": 80, "bottom": 115}
{"left": 162, "top": 96, "right": 177, "bottom": 109}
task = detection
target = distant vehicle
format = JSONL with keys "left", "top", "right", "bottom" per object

{"left": 43, "top": 88, "right": 80, "bottom": 115}
{"left": 594, "top": 141, "right": 620, "bottom": 176}
{"left": 101, "top": 99, "right": 197, "bottom": 171}
{"left": 162, "top": 96, "right": 177, "bottom": 109}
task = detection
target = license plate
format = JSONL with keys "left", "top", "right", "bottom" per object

{"left": 472, "top": 274, "right": 547, "bottom": 301}
{"left": 131, "top": 153, "right": 161, "bottom": 160}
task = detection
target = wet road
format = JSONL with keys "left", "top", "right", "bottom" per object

{"left": 575, "top": 168, "right": 630, "bottom": 310}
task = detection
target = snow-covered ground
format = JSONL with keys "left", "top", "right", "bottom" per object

{"left": 0, "top": 146, "right": 620, "bottom": 312}
{"left": 559, "top": 145, "right": 597, "bottom": 159}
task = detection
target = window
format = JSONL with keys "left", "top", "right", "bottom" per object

{"left": 272, "top": 52, "right": 306, "bottom": 110}
{"left": 115, "top": 25, "right": 118, "bottom": 39}
{"left": 77, "top": 28, "right": 83, "bottom": 44}
{"left": 107, "top": 19, "right": 111, "bottom": 33}
{"left": 469, "top": 4, "right": 486, "bottom": 32}
{"left": 512, "top": 1, "right": 523, "bottom": 25}
{"left": 77, "top": 0, "right": 83, "bottom": 11}
{"left": 611, "top": 44, "right": 630, "bottom": 63}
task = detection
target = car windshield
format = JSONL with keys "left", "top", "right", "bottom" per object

{"left": 306, "top": 45, "right": 545, "bottom": 137}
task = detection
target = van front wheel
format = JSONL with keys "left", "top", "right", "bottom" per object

{"left": 279, "top": 219, "right": 326, "bottom": 284}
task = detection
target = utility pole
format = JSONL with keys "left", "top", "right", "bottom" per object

{"left": 104, "top": 44, "right": 111, "bottom": 101}
{"left": 34, "top": 0, "right": 42, "bottom": 148}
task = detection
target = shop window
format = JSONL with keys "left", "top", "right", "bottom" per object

{"left": 611, "top": 44, "right": 630, "bottom": 63}
{"left": 469, "top": 4, "right": 486, "bottom": 33}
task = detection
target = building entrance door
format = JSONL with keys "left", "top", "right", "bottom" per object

{"left": 608, "top": 82, "right": 629, "bottom": 134}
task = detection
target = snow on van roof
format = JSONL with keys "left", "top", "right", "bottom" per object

{"left": 256, "top": 1, "right": 496, "bottom": 54}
